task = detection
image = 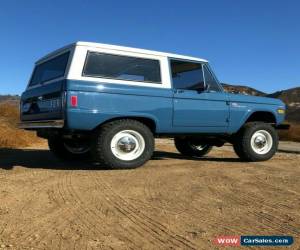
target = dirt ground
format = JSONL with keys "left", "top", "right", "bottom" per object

{"left": 0, "top": 140, "right": 299, "bottom": 250}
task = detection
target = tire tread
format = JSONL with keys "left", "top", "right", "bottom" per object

{"left": 91, "top": 119, "right": 154, "bottom": 169}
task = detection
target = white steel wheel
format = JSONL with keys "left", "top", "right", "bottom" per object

{"left": 110, "top": 130, "right": 145, "bottom": 161}
{"left": 250, "top": 130, "right": 273, "bottom": 155}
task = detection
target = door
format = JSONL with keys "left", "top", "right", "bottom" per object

{"left": 170, "top": 60, "right": 229, "bottom": 128}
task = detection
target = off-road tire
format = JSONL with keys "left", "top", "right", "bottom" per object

{"left": 48, "top": 136, "right": 91, "bottom": 161}
{"left": 233, "top": 143, "right": 247, "bottom": 160}
{"left": 174, "top": 137, "right": 213, "bottom": 157}
{"left": 91, "top": 119, "right": 154, "bottom": 169}
{"left": 233, "top": 122, "right": 278, "bottom": 161}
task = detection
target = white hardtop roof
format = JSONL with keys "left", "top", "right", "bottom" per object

{"left": 36, "top": 41, "right": 208, "bottom": 64}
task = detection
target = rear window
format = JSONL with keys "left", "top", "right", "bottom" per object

{"left": 29, "top": 52, "right": 70, "bottom": 86}
{"left": 82, "top": 52, "right": 161, "bottom": 83}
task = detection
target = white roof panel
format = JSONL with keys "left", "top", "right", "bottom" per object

{"left": 76, "top": 41, "right": 208, "bottom": 62}
{"left": 36, "top": 41, "right": 208, "bottom": 64}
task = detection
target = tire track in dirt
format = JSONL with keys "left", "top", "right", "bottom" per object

{"left": 205, "top": 175, "right": 300, "bottom": 236}
{"left": 17, "top": 171, "right": 111, "bottom": 250}
{"left": 227, "top": 193, "right": 299, "bottom": 234}
{"left": 91, "top": 172, "right": 198, "bottom": 250}
{"left": 8, "top": 176, "right": 72, "bottom": 249}
{"left": 32, "top": 180, "right": 86, "bottom": 250}
{"left": 140, "top": 165, "right": 247, "bottom": 240}
{"left": 239, "top": 192, "right": 300, "bottom": 235}
{"left": 145, "top": 170, "right": 243, "bottom": 235}
{"left": 139, "top": 169, "right": 246, "bottom": 239}
{"left": 93, "top": 182, "right": 191, "bottom": 249}
{"left": 34, "top": 171, "right": 139, "bottom": 250}
{"left": 65, "top": 171, "right": 156, "bottom": 249}
{"left": 142, "top": 171, "right": 190, "bottom": 216}
{"left": 0, "top": 171, "right": 60, "bottom": 239}
{"left": 47, "top": 173, "right": 109, "bottom": 250}
{"left": 229, "top": 170, "right": 300, "bottom": 235}
{"left": 86, "top": 170, "right": 178, "bottom": 249}
{"left": 2, "top": 169, "right": 103, "bottom": 249}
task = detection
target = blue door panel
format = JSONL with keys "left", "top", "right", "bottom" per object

{"left": 173, "top": 91, "right": 229, "bottom": 128}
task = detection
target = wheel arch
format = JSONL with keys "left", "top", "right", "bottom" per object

{"left": 232, "top": 110, "right": 278, "bottom": 134}
{"left": 93, "top": 115, "right": 157, "bottom": 134}
{"left": 245, "top": 111, "right": 277, "bottom": 124}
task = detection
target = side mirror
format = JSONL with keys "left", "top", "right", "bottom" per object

{"left": 197, "top": 82, "right": 208, "bottom": 93}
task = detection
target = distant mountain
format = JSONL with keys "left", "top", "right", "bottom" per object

{"left": 268, "top": 87, "right": 300, "bottom": 105}
{"left": 268, "top": 87, "right": 300, "bottom": 122}
{"left": 222, "top": 83, "right": 266, "bottom": 96}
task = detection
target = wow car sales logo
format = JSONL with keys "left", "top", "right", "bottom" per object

{"left": 214, "top": 236, "right": 293, "bottom": 247}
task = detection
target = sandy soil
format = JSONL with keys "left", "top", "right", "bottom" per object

{"left": 0, "top": 140, "right": 300, "bottom": 250}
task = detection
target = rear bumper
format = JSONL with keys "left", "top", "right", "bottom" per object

{"left": 18, "top": 119, "right": 64, "bottom": 129}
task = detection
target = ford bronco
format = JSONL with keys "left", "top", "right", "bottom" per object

{"left": 19, "top": 42, "right": 288, "bottom": 169}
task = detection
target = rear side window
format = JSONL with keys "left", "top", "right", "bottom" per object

{"left": 170, "top": 60, "right": 204, "bottom": 90}
{"left": 83, "top": 52, "right": 161, "bottom": 83}
{"left": 29, "top": 52, "right": 70, "bottom": 86}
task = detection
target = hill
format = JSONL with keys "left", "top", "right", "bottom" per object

{"left": 267, "top": 87, "right": 300, "bottom": 122}
{"left": 268, "top": 87, "right": 300, "bottom": 103}
{"left": 0, "top": 103, "right": 42, "bottom": 148}
{"left": 222, "top": 83, "right": 266, "bottom": 96}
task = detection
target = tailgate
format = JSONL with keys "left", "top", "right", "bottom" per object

{"left": 20, "top": 80, "right": 65, "bottom": 123}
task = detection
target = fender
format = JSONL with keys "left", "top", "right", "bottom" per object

{"left": 228, "top": 105, "right": 280, "bottom": 133}
{"left": 91, "top": 112, "right": 159, "bottom": 132}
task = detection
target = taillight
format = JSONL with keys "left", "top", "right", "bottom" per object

{"left": 71, "top": 95, "right": 78, "bottom": 107}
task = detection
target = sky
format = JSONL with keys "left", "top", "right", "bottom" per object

{"left": 0, "top": 0, "right": 299, "bottom": 95}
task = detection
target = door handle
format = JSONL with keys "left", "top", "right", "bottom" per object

{"left": 174, "top": 89, "right": 184, "bottom": 94}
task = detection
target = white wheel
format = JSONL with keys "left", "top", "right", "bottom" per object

{"left": 92, "top": 119, "right": 154, "bottom": 169}
{"left": 110, "top": 130, "right": 145, "bottom": 161}
{"left": 250, "top": 130, "right": 273, "bottom": 155}
{"left": 233, "top": 122, "right": 278, "bottom": 162}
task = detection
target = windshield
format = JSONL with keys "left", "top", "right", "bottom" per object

{"left": 29, "top": 52, "right": 70, "bottom": 87}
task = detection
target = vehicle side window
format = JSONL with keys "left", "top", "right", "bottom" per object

{"left": 203, "top": 65, "right": 221, "bottom": 92}
{"left": 170, "top": 60, "right": 204, "bottom": 90}
{"left": 83, "top": 52, "right": 161, "bottom": 83}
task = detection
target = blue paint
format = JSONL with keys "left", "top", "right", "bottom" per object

{"left": 21, "top": 78, "right": 286, "bottom": 135}
{"left": 227, "top": 93, "right": 285, "bottom": 132}
{"left": 65, "top": 80, "right": 173, "bottom": 132}
{"left": 173, "top": 90, "right": 229, "bottom": 128}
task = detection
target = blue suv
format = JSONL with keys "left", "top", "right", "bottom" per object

{"left": 19, "top": 42, "right": 289, "bottom": 169}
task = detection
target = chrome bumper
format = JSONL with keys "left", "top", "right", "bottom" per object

{"left": 18, "top": 119, "right": 64, "bottom": 129}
